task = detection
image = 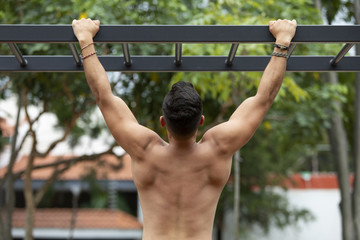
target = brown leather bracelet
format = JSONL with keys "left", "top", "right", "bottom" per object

{"left": 274, "top": 43, "right": 289, "bottom": 50}
{"left": 272, "top": 52, "right": 288, "bottom": 58}
{"left": 81, "top": 42, "right": 94, "bottom": 51}
{"left": 82, "top": 51, "right": 97, "bottom": 60}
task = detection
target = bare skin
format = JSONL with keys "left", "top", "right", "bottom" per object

{"left": 72, "top": 18, "right": 296, "bottom": 240}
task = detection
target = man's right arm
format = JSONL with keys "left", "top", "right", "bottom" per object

{"left": 72, "top": 19, "right": 162, "bottom": 160}
{"left": 202, "top": 19, "right": 297, "bottom": 156}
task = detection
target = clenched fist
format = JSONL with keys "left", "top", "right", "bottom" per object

{"left": 72, "top": 18, "right": 100, "bottom": 42}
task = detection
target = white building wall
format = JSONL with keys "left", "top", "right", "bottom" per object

{"left": 249, "top": 189, "right": 342, "bottom": 240}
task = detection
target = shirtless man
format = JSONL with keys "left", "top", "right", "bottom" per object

{"left": 72, "top": 19, "right": 296, "bottom": 240}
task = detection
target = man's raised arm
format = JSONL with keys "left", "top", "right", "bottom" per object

{"left": 202, "top": 19, "right": 297, "bottom": 156}
{"left": 72, "top": 19, "right": 161, "bottom": 159}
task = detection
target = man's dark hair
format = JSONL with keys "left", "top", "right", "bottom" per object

{"left": 162, "top": 81, "right": 203, "bottom": 139}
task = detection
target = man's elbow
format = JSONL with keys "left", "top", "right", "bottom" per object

{"left": 255, "top": 93, "right": 276, "bottom": 108}
{"left": 94, "top": 91, "right": 112, "bottom": 108}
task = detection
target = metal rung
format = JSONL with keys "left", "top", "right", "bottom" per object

{"left": 8, "top": 43, "right": 27, "bottom": 67}
{"left": 330, "top": 43, "right": 355, "bottom": 66}
{"left": 175, "top": 43, "right": 182, "bottom": 66}
{"left": 226, "top": 43, "right": 239, "bottom": 66}
{"left": 68, "top": 43, "right": 81, "bottom": 66}
{"left": 122, "top": 43, "right": 131, "bottom": 66}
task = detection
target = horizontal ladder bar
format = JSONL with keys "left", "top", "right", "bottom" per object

{"left": 0, "top": 55, "right": 359, "bottom": 72}
{"left": 1, "top": 25, "right": 360, "bottom": 43}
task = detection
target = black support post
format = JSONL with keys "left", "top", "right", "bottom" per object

{"left": 330, "top": 43, "right": 355, "bottom": 66}
{"left": 7, "top": 43, "right": 27, "bottom": 67}
{"left": 68, "top": 43, "right": 82, "bottom": 67}
{"left": 122, "top": 43, "right": 131, "bottom": 66}
{"left": 287, "top": 43, "right": 297, "bottom": 59}
{"left": 175, "top": 43, "right": 182, "bottom": 66}
{"left": 226, "top": 43, "right": 239, "bottom": 66}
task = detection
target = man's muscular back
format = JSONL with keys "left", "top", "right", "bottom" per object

{"left": 72, "top": 18, "right": 296, "bottom": 240}
{"left": 132, "top": 137, "right": 232, "bottom": 240}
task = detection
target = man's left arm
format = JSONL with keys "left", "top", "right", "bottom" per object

{"left": 72, "top": 19, "right": 161, "bottom": 160}
{"left": 201, "top": 19, "right": 297, "bottom": 156}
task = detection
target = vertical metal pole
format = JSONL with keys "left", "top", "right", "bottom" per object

{"left": 68, "top": 43, "right": 82, "bottom": 67}
{"left": 175, "top": 43, "right": 182, "bottom": 66}
{"left": 122, "top": 43, "right": 131, "bottom": 66}
{"left": 137, "top": 196, "right": 143, "bottom": 223}
{"left": 226, "top": 43, "right": 239, "bottom": 66}
{"left": 69, "top": 184, "right": 81, "bottom": 240}
{"left": 233, "top": 150, "right": 240, "bottom": 240}
{"left": 330, "top": 43, "right": 355, "bottom": 66}
{"left": 8, "top": 43, "right": 27, "bottom": 67}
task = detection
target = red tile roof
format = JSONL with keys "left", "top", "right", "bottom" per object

{"left": 284, "top": 173, "right": 354, "bottom": 189}
{"left": 0, "top": 118, "right": 14, "bottom": 137}
{"left": 0, "top": 154, "right": 133, "bottom": 181}
{"left": 13, "top": 208, "right": 142, "bottom": 229}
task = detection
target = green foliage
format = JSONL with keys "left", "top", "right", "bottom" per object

{"left": 0, "top": 136, "right": 8, "bottom": 152}
{"left": 80, "top": 168, "right": 132, "bottom": 214}
{"left": 37, "top": 185, "right": 56, "bottom": 208}
{"left": 116, "top": 194, "right": 132, "bottom": 214}
{"left": 321, "top": 0, "right": 343, "bottom": 24}
{"left": 81, "top": 169, "right": 108, "bottom": 208}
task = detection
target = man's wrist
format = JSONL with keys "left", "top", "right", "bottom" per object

{"left": 78, "top": 34, "right": 93, "bottom": 45}
{"left": 273, "top": 38, "right": 290, "bottom": 55}
{"left": 275, "top": 36, "right": 291, "bottom": 47}
{"left": 275, "top": 40, "right": 291, "bottom": 47}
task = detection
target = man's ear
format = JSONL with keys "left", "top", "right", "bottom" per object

{"left": 199, "top": 115, "right": 205, "bottom": 126}
{"left": 160, "top": 116, "right": 166, "bottom": 127}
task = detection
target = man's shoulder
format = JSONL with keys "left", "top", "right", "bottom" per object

{"left": 199, "top": 123, "right": 234, "bottom": 157}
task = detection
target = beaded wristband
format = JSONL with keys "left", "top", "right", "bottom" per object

{"left": 82, "top": 51, "right": 97, "bottom": 60}
{"left": 81, "top": 42, "right": 94, "bottom": 51}
{"left": 274, "top": 43, "right": 289, "bottom": 50}
{"left": 272, "top": 52, "right": 288, "bottom": 58}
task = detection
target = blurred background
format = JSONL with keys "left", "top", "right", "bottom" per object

{"left": 0, "top": 0, "right": 359, "bottom": 239}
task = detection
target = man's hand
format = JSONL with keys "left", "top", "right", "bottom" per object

{"left": 72, "top": 18, "right": 100, "bottom": 42}
{"left": 269, "top": 19, "right": 297, "bottom": 46}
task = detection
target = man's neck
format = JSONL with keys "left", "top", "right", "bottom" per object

{"left": 167, "top": 133, "right": 197, "bottom": 149}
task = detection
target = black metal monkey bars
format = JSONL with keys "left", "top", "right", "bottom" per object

{"left": 0, "top": 25, "right": 359, "bottom": 72}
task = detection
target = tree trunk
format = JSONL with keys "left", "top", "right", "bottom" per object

{"left": 24, "top": 154, "right": 36, "bottom": 240}
{"left": 312, "top": 1, "right": 354, "bottom": 239}
{"left": 352, "top": 2, "right": 360, "bottom": 239}
{"left": 313, "top": 0, "right": 322, "bottom": 13}
{"left": 327, "top": 72, "right": 354, "bottom": 240}
{"left": 0, "top": 88, "right": 23, "bottom": 240}
{"left": 354, "top": 62, "right": 360, "bottom": 240}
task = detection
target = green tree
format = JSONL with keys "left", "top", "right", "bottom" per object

{"left": 313, "top": 1, "right": 360, "bottom": 239}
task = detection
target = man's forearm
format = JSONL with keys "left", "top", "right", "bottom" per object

{"left": 256, "top": 19, "right": 296, "bottom": 103}
{"left": 79, "top": 37, "right": 112, "bottom": 103}
{"left": 256, "top": 38, "right": 289, "bottom": 102}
